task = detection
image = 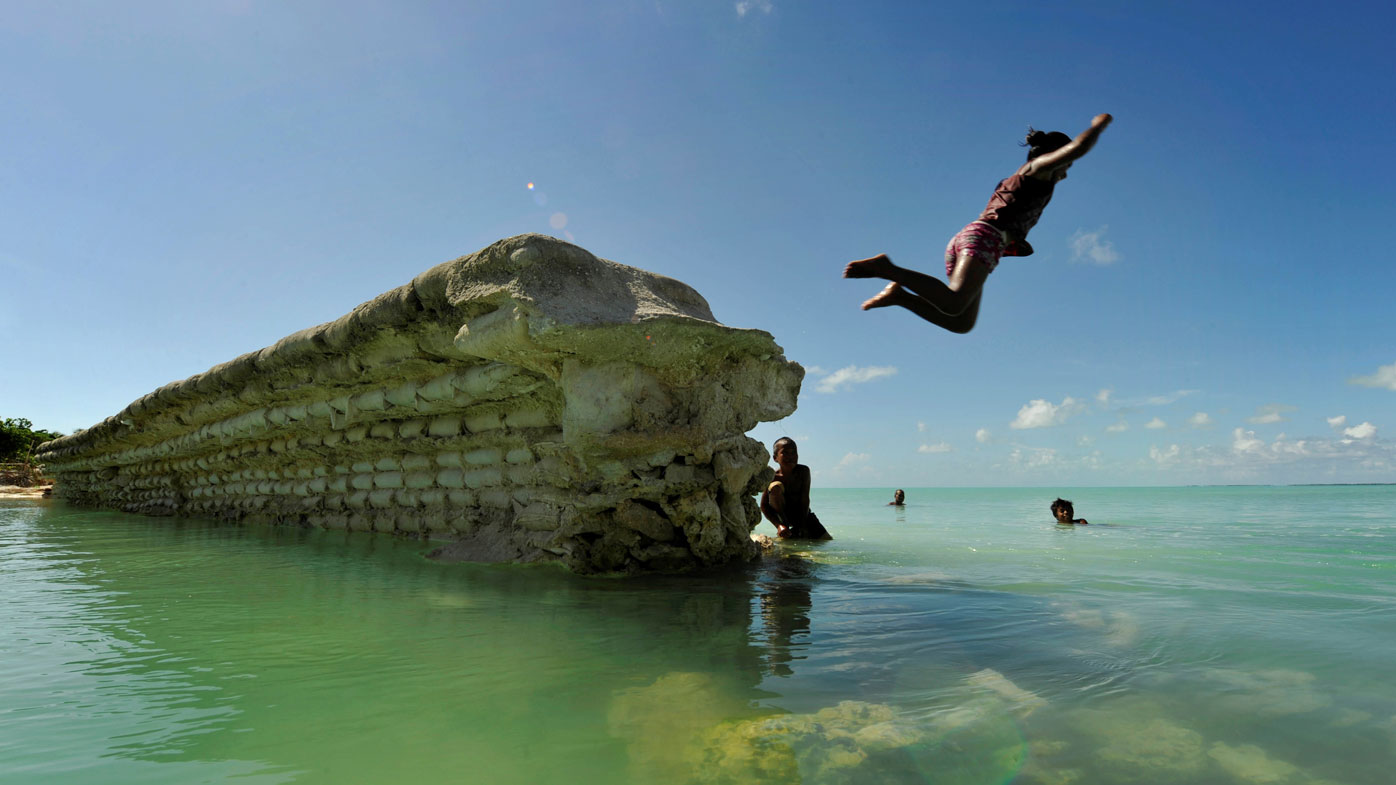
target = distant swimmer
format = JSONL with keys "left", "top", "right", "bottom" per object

{"left": 760, "top": 437, "right": 832, "bottom": 540}
{"left": 1051, "top": 498, "right": 1089, "bottom": 525}
{"left": 888, "top": 489, "right": 905, "bottom": 506}
{"left": 845, "top": 113, "right": 1113, "bottom": 334}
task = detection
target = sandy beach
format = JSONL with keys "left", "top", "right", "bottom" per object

{"left": 0, "top": 485, "right": 52, "bottom": 500}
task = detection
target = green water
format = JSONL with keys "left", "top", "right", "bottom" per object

{"left": 3, "top": 486, "right": 1394, "bottom": 784}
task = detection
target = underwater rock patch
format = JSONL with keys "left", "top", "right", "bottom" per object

{"left": 36, "top": 234, "right": 803, "bottom": 574}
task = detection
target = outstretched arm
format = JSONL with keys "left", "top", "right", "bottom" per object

{"left": 1026, "top": 114, "right": 1112, "bottom": 179}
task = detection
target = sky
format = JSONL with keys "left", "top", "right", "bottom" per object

{"left": 2, "top": 0, "right": 1393, "bottom": 487}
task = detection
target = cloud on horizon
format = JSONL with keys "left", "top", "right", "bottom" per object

{"left": 1069, "top": 226, "right": 1120, "bottom": 265}
{"left": 918, "top": 442, "right": 953, "bottom": 454}
{"left": 835, "top": 452, "right": 870, "bottom": 469}
{"left": 1112, "top": 389, "right": 1198, "bottom": 408}
{"left": 1343, "top": 421, "right": 1377, "bottom": 440}
{"left": 1010, "top": 397, "right": 1085, "bottom": 429}
{"left": 1247, "top": 403, "right": 1296, "bottom": 424}
{"left": 1008, "top": 446, "right": 1058, "bottom": 468}
{"left": 1187, "top": 412, "right": 1213, "bottom": 428}
{"left": 1146, "top": 428, "right": 1393, "bottom": 482}
{"left": 814, "top": 365, "right": 897, "bottom": 393}
{"left": 1350, "top": 361, "right": 1396, "bottom": 391}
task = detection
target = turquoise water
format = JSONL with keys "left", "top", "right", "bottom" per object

{"left": 3, "top": 486, "right": 1394, "bottom": 784}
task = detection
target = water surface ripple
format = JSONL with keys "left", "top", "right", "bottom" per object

{"left": 2, "top": 486, "right": 1393, "bottom": 784}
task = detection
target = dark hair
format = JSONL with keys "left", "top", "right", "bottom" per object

{"left": 773, "top": 436, "right": 797, "bottom": 453}
{"left": 1023, "top": 128, "right": 1072, "bottom": 161}
{"left": 1050, "top": 498, "right": 1074, "bottom": 516}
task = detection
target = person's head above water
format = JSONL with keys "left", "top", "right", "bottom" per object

{"left": 772, "top": 437, "right": 798, "bottom": 468}
{"left": 1051, "top": 498, "right": 1075, "bottom": 523}
{"left": 1023, "top": 128, "right": 1072, "bottom": 161}
{"left": 893, "top": 489, "right": 905, "bottom": 504}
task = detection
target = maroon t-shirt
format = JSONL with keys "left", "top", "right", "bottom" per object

{"left": 978, "top": 173, "right": 1057, "bottom": 257}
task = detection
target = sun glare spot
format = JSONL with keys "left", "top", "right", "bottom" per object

{"left": 526, "top": 182, "right": 534, "bottom": 190}
{"left": 550, "top": 212, "right": 568, "bottom": 229}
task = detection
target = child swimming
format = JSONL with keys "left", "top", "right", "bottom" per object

{"left": 844, "top": 114, "right": 1113, "bottom": 334}
{"left": 1051, "top": 498, "right": 1089, "bottom": 525}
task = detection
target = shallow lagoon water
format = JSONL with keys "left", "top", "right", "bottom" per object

{"left": 2, "top": 486, "right": 1394, "bottom": 784}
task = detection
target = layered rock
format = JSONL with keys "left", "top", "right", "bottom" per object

{"left": 37, "top": 234, "right": 802, "bottom": 573}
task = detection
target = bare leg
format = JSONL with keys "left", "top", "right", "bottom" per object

{"left": 762, "top": 481, "right": 791, "bottom": 536}
{"left": 847, "top": 253, "right": 990, "bottom": 334}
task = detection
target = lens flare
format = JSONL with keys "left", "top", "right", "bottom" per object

{"left": 526, "top": 182, "right": 534, "bottom": 190}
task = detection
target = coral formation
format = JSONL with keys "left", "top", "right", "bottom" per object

{"left": 36, "top": 234, "right": 803, "bottom": 573}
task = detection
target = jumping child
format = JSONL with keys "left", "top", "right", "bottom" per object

{"left": 844, "top": 113, "right": 1113, "bottom": 334}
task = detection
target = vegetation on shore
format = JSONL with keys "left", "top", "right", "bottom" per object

{"left": 1, "top": 417, "right": 64, "bottom": 487}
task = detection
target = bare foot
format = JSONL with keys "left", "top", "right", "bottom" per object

{"left": 861, "top": 282, "right": 905, "bottom": 310}
{"left": 843, "top": 254, "right": 895, "bottom": 279}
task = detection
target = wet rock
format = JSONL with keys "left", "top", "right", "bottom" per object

{"left": 35, "top": 234, "right": 803, "bottom": 574}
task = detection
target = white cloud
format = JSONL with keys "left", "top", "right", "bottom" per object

{"left": 1344, "top": 421, "right": 1377, "bottom": 439}
{"left": 1145, "top": 417, "right": 1166, "bottom": 429}
{"left": 918, "top": 442, "right": 953, "bottom": 454}
{"left": 1112, "top": 389, "right": 1199, "bottom": 408}
{"left": 1010, "top": 397, "right": 1085, "bottom": 429}
{"left": 835, "top": 452, "right": 870, "bottom": 469}
{"left": 917, "top": 421, "right": 927, "bottom": 433}
{"left": 1350, "top": 362, "right": 1396, "bottom": 391}
{"left": 1187, "top": 412, "right": 1213, "bottom": 428}
{"left": 1150, "top": 444, "right": 1181, "bottom": 464}
{"left": 735, "top": 0, "right": 773, "bottom": 17}
{"left": 815, "top": 365, "right": 897, "bottom": 393}
{"left": 1096, "top": 388, "right": 1113, "bottom": 405}
{"left": 1247, "top": 403, "right": 1296, "bottom": 425}
{"left": 1105, "top": 421, "right": 1129, "bottom": 433}
{"left": 1009, "top": 446, "right": 1057, "bottom": 468}
{"left": 1327, "top": 415, "right": 1347, "bottom": 429}
{"left": 1137, "top": 428, "right": 1394, "bottom": 483}
{"left": 975, "top": 428, "right": 991, "bottom": 444}
{"left": 1077, "top": 435, "right": 1095, "bottom": 447}
{"left": 1069, "top": 226, "right": 1120, "bottom": 265}
{"left": 1233, "top": 427, "right": 1265, "bottom": 453}
{"left": 805, "top": 365, "right": 827, "bottom": 376}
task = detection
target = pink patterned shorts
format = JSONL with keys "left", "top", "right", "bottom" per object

{"left": 945, "top": 221, "right": 1006, "bottom": 276}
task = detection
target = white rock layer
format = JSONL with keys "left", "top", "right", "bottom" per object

{"left": 37, "top": 234, "right": 803, "bottom": 574}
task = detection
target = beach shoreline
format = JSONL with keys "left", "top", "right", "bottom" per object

{"left": 0, "top": 484, "right": 52, "bottom": 500}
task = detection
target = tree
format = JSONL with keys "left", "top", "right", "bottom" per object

{"left": 0, "top": 418, "right": 65, "bottom": 462}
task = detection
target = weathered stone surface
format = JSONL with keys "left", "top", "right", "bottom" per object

{"left": 36, "top": 234, "right": 803, "bottom": 574}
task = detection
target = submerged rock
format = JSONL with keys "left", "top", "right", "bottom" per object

{"left": 36, "top": 234, "right": 803, "bottom": 574}
{"left": 1207, "top": 742, "right": 1300, "bottom": 784}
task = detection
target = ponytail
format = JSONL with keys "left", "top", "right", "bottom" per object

{"left": 1021, "top": 127, "right": 1072, "bottom": 160}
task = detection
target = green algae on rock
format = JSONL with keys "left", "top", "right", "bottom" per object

{"left": 36, "top": 234, "right": 803, "bottom": 574}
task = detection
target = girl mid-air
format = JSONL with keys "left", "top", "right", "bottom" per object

{"left": 844, "top": 113, "right": 1113, "bottom": 334}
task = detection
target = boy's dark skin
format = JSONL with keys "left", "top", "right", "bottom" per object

{"left": 760, "top": 439, "right": 831, "bottom": 539}
{"left": 1051, "top": 498, "right": 1088, "bottom": 525}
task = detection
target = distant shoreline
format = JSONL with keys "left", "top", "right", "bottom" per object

{"left": 0, "top": 484, "right": 52, "bottom": 500}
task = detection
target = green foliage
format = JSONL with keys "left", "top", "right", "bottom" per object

{"left": 0, "top": 417, "right": 64, "bottom": 462}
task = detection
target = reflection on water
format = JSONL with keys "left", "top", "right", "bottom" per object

{"left": 4, "top": 488, "right": 1396, "bottom": 784}
{"left": 757, "top": 555, "right": 814, "bottom": 677}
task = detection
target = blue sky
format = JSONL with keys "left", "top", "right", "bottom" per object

{"left": 3, "top": 0, "right": 1392, "bottom": 486}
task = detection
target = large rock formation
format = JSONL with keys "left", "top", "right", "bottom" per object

{"left": 37, "top": 234, "right": 803, "bottom": 573}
